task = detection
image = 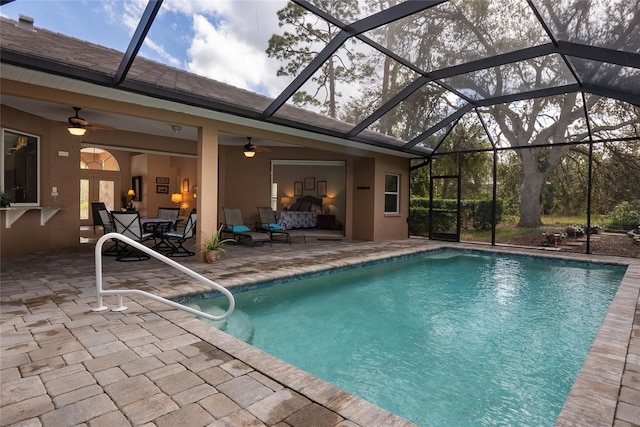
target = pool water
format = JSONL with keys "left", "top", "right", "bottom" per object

{"left": 190, "top": 250, "right": 625, "bottom": 426}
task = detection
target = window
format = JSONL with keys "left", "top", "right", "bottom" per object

{"left": 384, "top": 174, "right": 399, "bottom": 214}
{"left": 2, "top": 129, "right": 40, "bottom": 206}
{"left": 271, "top": 182, "right": 278, "bottom": 211}
{"left": 80, "top": 147, "right": 120, "bottom": 170}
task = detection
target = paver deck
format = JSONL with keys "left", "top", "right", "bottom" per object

{"left": 1, "top": 237, "right": 639, "bottom": 426}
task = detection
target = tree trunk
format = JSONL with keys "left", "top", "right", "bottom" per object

{"left": 517, "top": 150, "right": 545, "bottom": 227}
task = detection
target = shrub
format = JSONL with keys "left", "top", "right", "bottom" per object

{"left": 608, "top": 201, "right": 640, "bottom": 229}
{"left": 408, "top": 206, "right": 429, "bottom": 236}
{"left": 409, "top": 198, "right": 503, "bottom": 234}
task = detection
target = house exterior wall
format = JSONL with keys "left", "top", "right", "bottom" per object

{"left": 1, "top": 105, "right": 83, "bottom": 256}
{"left": 373, "top": 156, "right": 410, "bottom": 241}
{"left": 351, "top": 158, "right": 376, "bottom": 241}
{"left": 1, "top": 82, "right": 411, "bottom": 258}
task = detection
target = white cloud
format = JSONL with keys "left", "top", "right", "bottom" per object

{"left": 144, "top": 38, "right": 182, "bottom": 68}
{"left": 187, "top": 14, "right": 267, "bottom": 91}
{"left": 181, "top": 1, "right": 289, "bottom": 97}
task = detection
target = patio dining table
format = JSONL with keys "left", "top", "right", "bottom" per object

{"left": 140, "top": 217, "right": 176, "bottom": 252}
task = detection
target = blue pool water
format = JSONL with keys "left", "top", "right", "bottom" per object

{"left": 188, "top": 250, "right": 626, "bottom": 426}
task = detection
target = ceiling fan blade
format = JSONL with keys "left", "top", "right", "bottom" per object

{"left": 254, "top": 145, "right": 271, "bottom": 152}
{"left": 86, "top": 123, "right": 116, "bottom": 131}
{"left": 69, "top": 117, "right": 89, "bottom": 126}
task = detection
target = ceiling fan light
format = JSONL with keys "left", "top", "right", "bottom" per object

{"left": 243, "top": 149, "right": 256, "bottom": 158}
{"left": 68, "top": 125, "right": 86, "bottom": 136}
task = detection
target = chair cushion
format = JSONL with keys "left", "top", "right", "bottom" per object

{"left": 262, "top": 223, "right": 281, "bottom": 230}
{"left": 229, "top": 225, "right": 250, "bottom": 232}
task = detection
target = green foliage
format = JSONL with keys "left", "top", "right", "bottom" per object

{"left": 608, "top": 201, "right": 640, "bottom": 229}
{"left": 201, "top": 225, "right": 235, "bottom": 254}
{"left": 408, "top": 206, "right": 429, "bottom": 236}
{"left": 266, "top": 0, "right": 362, "bottom": 117}
{"left": 497, "top": 151, "right": 522, "bottom": 217}
{"left": 0, "top": 192, "right": 10, "bottom": 208}
{"left": 408, "top": 198, "right": 503, "bottom": 235}
{"left": 473, "top": 200, "right": 503, "bottom": 231}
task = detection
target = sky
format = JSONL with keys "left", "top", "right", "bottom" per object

{"left": 0, "top": 0, "right": 291, "bottom": 97}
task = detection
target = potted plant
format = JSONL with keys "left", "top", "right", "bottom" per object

{"left": 202, "top": 224, "right": 235, "bottom": 263}
{"left": 0, "top": 192, "right": 10, "bottom": 208}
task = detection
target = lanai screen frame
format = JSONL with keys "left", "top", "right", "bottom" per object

{"left": 0, "top": 0, "right": 637, "bottom": 157}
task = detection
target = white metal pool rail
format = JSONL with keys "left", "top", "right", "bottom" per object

{"left": 92, "top": 233, "right": 235, "bottom": 321}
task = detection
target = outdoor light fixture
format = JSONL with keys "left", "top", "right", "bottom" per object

{"left": 243, "top": 137, "right": 256, "bottom": 158}
{"left": 67, "top": 124, "right": 86, "bottom": 136}
{"left": 243, "top": 146, "right": 256, "bottom": 158}
{"left": 171, "top": 193, "right": 183, "bottom": 207}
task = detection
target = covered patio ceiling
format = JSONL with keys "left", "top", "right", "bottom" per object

{"left": 0, "top": 0, "right": 638, "bottom": 157}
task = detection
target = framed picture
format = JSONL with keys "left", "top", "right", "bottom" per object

{"left": 156, "top": 177, "right": 170, "bottom": 184}
{"left": 156, "top": 185, "right": 169, "bottom": 194}
{"left": 304, "top": 177, "right": 315, "bottom": 190}
{"left": 182, "top": 178, "right": 189, "bottom": 193}
{"left": 294, "top": 181, "right": 303, "bottom": 196}
{"left": 317, "top": 180, "right": 327, "bottom": 197}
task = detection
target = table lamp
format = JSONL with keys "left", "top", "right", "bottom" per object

{"left": 171, "top": 193, "right": 183, "bottom": 207}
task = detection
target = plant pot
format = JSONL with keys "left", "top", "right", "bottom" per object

{"left": 205, "top": 250, "right": 222, "bottom": 263}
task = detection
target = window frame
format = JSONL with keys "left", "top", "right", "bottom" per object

{"left": 384, "top": 173, "right": 400, "bottom": 214}
{"left": 1, "top": 128, "right": 41, "bottom": 207}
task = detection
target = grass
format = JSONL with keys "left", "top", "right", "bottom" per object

{"left": 461, "top": 215, "right": 610, "bottom": 244}
{"left": 423, "top": 214, "right": 613, "bottom": 244}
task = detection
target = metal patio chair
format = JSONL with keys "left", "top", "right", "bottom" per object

{"left": 110, "top": 211, "right": 155, "bottom": 261}
{"left": 161, "top": 211, "right": 197, "bottom": 257}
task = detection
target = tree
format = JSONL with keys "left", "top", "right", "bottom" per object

{"left": 368, "top": 0, "right": 640, "bottom": 227}
{"left": 266, "top": 1, "right": 363, "bottom": 117}
{"left": 268, "top": 0, "right": 640, "bottom": 227}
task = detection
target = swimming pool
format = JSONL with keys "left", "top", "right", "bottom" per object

{"left": 185, "top": 249, "right": 626, "bottom": 426}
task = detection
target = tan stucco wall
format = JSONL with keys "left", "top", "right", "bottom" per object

{"left": 220, "top": 146, "right": 352, "bottom": 229}
{"left": 1, "top": 81, "right": 411, "bottom": 257}
{"left": 130, "top": 153, "right": 197, "bottom": 218}
{"left": 373, "top": 156, "right": 410, "bottom": 241}
{"left": 0, "top": 105, "right": 198, "bottom": 258}
{"left": 1, "top": 105, "right": 82, "bottom": 257}
{"left": 351, "top": 158, "right": 376, "bottom": 241}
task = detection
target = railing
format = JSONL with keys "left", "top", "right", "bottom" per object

{"left": 92, "top": 232, "right": 235, "bottom": 321}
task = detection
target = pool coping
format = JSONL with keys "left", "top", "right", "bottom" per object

{"left": 2, "top": 239, "right": 637, "bottom": 425}
{"left": 165, "top": 241, "right": 639, "bottom": 426}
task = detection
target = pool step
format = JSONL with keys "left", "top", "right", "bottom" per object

{"left": 189, "top": 303, "right": 254, "bottom": 343}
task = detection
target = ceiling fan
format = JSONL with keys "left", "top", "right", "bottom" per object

{"left": 243, "top": 137, "right": 270, "bottom": 158}
{"left": 66, "top": 107, "right": 115, "bottom": 136}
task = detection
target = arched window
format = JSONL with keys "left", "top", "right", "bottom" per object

{"left": 80, "top": 147, "right": 120, "bottom": 171}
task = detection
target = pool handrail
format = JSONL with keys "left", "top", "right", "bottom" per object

{"left": 92, "top": 232, "right": 235, "bottom": 321}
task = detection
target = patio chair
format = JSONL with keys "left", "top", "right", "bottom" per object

{"left": 222, "top": 207, "right": 271, "bottom": 248}
{"left": 257, "top": 207, "right": 305, "bottom": 244}
{"left": 152, "top": 207, "right": 180, "bottom": 231}
{"left": 97, "top": 208, "right": 123, "bottom": 256}
{"left": 162, "top": 211, "right": 197, "bottom": 257}
{"left": 90, "top": 201, "right": 107, "bottom": 233}
{"left": 110, "top": 211, "right": 155, "bottom": 261}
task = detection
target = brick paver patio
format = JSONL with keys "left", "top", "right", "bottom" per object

{"left": 1, "top": 237, "right": 639, "bottom": 426}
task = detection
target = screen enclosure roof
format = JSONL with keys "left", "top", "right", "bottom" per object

{"left": 0, "top": 0, "right": 638, "bottom": 157}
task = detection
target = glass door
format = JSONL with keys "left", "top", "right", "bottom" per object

{"left": 429, "top": 174, "right": 460, "bottom": 242}
{"left": 80, "top": 175, "right": 119, "bottom": 228}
